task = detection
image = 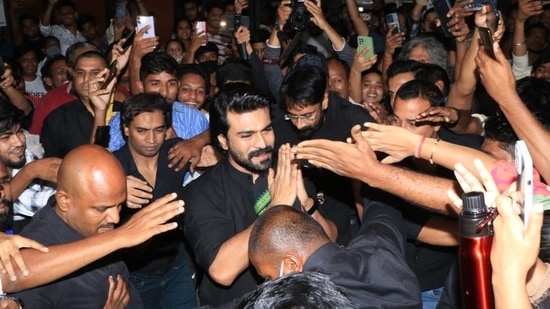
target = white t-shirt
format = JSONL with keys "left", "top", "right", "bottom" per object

{"left": 25, "top": 76, "right": 48, "bottom": 98}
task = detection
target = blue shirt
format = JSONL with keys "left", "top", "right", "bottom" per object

{"left": 108, "top": 101, "right": 209, "bottom": 152}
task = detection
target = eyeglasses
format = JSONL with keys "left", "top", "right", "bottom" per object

{"left": 284, "top": 110, "right": 318, "bottom": 121}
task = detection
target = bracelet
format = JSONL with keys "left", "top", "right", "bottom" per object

{"left": 415, "top": 136, "right": 426, "bottom": 159}
{"left": 429, "top": 138, "right": 440, "bottom": 165}
{"left": 513, "top": 41, "right": 526, "bottom": 46}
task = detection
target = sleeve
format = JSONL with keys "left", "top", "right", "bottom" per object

{"left": 335, "top": 40, "right": 355, "bottom": 68}
{"left": 180, "top": 184, "right": 243, "bottom": 269}
{"left": 39, "top": 23, "right": 52, "bottom": 37}
{"left": 248, "top": 52, "right": 272, "bottom": 97}
{"left": 262, "top": 44, "right": 285, "bottom": 104}
{"left": 360, "top": 198, "right": 408, "bottom": 256}
{"left": 172, "top": 105, "right": 209, "bottom": 139}
{"left": 40, "top": 115, "right": 59, "bottom": 158}
{"left": 512, "top": 53, "right": 532, "bottom": 80}
{"left": 108, "top": 114, "right": 126, "bottom": 151}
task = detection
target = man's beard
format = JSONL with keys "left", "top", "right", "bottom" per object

{"left": 294, "top": 117, "right": 324, "bottom": 140}
{"left": 229, "top": 146, "right": 274, "bottom": 174}
{"left": 7, "top": 158, "right": 26, "bottom": 169}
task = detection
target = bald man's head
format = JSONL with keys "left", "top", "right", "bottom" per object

{"left": 55, "top": 145, "right": 126, "bottom": 237}
{"left": 249, "top": 206, "right": 330, "bottom": 280}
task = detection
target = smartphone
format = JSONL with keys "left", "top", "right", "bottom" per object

{"left": 478, "top": 27, "right": 495, "bottom": 59}
{"left": 515, "top": 140, "right": 533, "bottom": 228}
{"left": 115, "top": 1, "right": 127, "bottom": 20}
{"left": 101, "top": 60, "right": 118, "bottom": 90}
{"left": 385, "top": 12, "right": 401, "bottom": 35}
{"left": 136, "top": 16, "right": 155, "bottom": 39}
{"left": 357, "top": 35, "right": 374, "bottom": 58}
{"left": 432, "top": 0, "right": 452, "bottom": 38}
{"left": 120, "top": 29, "right": 136, "bottom": 52}
{"left": 220, "top": 15, "right": 250, "bottom": 32}
{"left": 464, "top": 0, "right": 483, "bottom": 11}
{"left": 195, "top": 21, "right": 207, "bottom": 46}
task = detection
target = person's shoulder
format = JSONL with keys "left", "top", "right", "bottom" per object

{"left": 180, "top": 161, "right": 225, "bottom": 195}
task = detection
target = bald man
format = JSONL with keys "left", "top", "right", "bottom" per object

{"left": 8, "top": 145, "right": 183, "bottom": 307}
{"left": 248, "top": 202, "right": 422, "bottom": 308}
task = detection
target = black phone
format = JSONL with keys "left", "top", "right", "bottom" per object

{"left": 101, "top": 60, "right": 118, "bottom": 90}
{"left": 478, "top": 27, "right": 496, "bottom": 59}
{"left": 432, "top": 0, "right": 452, "bottom": 38}
{"left": 120, "top": 29, "right": 136, "bottom": 53}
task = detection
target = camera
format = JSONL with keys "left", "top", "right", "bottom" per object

{"left": 288, "top": 0, "right": 311, "bottom": 32}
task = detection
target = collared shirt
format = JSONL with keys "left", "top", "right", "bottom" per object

{"left": 11, "top": 201, "right": 143, "bottom": 308}
{"left": 40, "top": 98, "right": 93, "bottom": 158}
{"left": 303, "top": 199, "right": 422, "bottom": 308}
{"left": 11, "top": 149, "right": 56, "bottom": 222}
{"left": 108, "top": 101, "right": 209, "bottom": 152}
{"left": 39, "top": 23, "right": 86, "bottom": 55}
{"left": 113, "top": 138, "right": 187, "bottom": 275}
{"left": 179, "top": 159, "right": 265, "bottom": 306}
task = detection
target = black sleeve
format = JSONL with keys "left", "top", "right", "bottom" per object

{"left": 40, "top": 114, "right": 59, "bottom": 158}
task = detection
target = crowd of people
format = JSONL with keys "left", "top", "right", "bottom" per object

{"left": 0, "top": 0, "right": 549, "bottom": 307}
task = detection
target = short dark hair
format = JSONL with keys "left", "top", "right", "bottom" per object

{"left": 327, "top": 57, "right": 350, "bottom": 80}
{"left": 204, "top": 2, "right": 224, "bottom": 13}
{"left": 0, "top": 101, "right": 24, "bottom": 134}
{"left": 66, "top": 42, "right": 98, "bottom": 68}
{"left": 55, "top": 0, "right": 77, "bottom": 11}
{"left": 120, "top": 93, "right": 172, "bottom": 131}
{"left": 177, "top": 63, "right": 210, "bottom": 97}
{"left": 237, "top": 272, "right": 356, "bottom": 309}
{"left": 15, "top": 44, "right": 40, "bottom": 62}
{"left": 210, "top": 83, "right": 272, "bottom": 150}
{"left": 419, "top": 63, "right": 451, "bottom": 96}
{"left": 194, "top": 42, "right": 219, "bottom": 62}
{"left": 395, "top": 79, "right": 445, "bottom": 107}
{"left": 387, "top": 60, "right": 427, "bottom": 80}
{"left": 75, "top": 50, "right": 108, "bottom": 68}
{"left": 41, "top": 54, "right": 66, "bottom": 77}
{"left": 18, "top": 15, "right": 39, "bottom": 29}
{"left": 139, "top": 52, "right": 178, "bottom": 82}
{"left": 164, "top": 39, "right": 185, "bottom": 53}
{"left": 483, "top": 116, "right": 517, "bottom": 157}
{"left": 77, "top": 14, "right": 96, "bottom": 32}
{"left": 216, "top": 60, "right": 252, "bottom": 86}
{"left": 281, "top": 66, "right": 327, "bottom": 110}
{"left": 525, "top": 23, "right": 548, "bottom": 41}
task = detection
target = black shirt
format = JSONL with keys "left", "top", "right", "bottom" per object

{"left": 304, "top": 199, "right": 422, "bottom": 308}
{"left": 273, "top": 93, "right": 375, "bottom": 244}
{"left": 113, "top": 138, "right": 188, "bottom": 276}
{"left": 12, "top": 199, "right": 143, "bottom": 308}
{"left": 40, "top": 99, "right": 94, "bottom": 158}
{"left": 179, "top": 159, "right": 264, "bottom": 307}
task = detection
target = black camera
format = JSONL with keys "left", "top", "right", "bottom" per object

{"left": 288, "top": 0, "right": 311, "bottom": 32}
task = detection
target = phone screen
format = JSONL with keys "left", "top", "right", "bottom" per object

{"left": 515, "top": 140, "right": 534, "bottom": 228}
{"left": 385, "top": 12, "right": 401, "bottom": 35}
{"left": 115, "top": 1, "right": 126, "bottom": 20}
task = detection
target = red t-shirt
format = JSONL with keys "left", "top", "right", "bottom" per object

{"left": 29, "top": 83, "right": 76, "bottom": 135}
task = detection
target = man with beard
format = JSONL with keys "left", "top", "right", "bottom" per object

{"left": 179, "top": 83, "right": 336, "bottom": 307}
{"left": 113, "top": 93, "right": 197, "bottom": 308}
{"left": 0, "top": 101, "right": 61, "bottom": 233}
{"left": 273, "top": 66, "right": 374, "bottom": 245}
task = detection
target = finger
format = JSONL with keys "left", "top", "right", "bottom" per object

{"left": 526, "top": 203, "right": 544, "bottom": 239}
{"left": 455, "top": 162, "right": 485, "bottom": 192}
{"left": 380, "top": 156, "right": 400, "bottom": 164}
{"left": 107, "top": 275, "right": 115, "bottom": 299}
{"left": 146, "top": 200, "right": 185, "bottom": 223}
{"left": 267, "top": 167, "right": 275, "bottom": 188}
{"left": 15, "top": 236, "right": 49, "bottom": 253}
{"left": 189, "top": 155, "right": 199, "bottom": 173}
{"left": 454, "top": 166, "right": 473, "bottom": 192}
{"left": 447, "top": 189, "right": 464, "bottom": 210}
{"left": 0, "top": 252, "right": 16, "bottom": 281}
{"left": 473, "top": 159, "right": 498, "bottom": 193}
{"left": 112, "top": 275, "right": 124, "bottom": 301}
{"left": 141, "top": 192, "right": 178, "bottom": 214}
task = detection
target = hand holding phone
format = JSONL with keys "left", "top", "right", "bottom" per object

{"left": 385, "top": 12, "right": 401, "bottom": 35}
{"left": 515, "top": 140, "right": 534, "bottom": 228}
{"left": 195, "top": 21, "right": 207, "bottom": 46}
{"left": 137, "top": 16, "right": 155, "bottom": 39}
{"left": 101, "top": 60, "right": 118, "bottom": 90}
{"left": 357, "top": 36, "right": 374, "bottom": 58}
{"left": 120, "top": 29, "right": 136, "bottom": 53}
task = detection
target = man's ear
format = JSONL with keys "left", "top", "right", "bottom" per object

{"left": 123, "top": 125, "right": 129, "bottom": 137}
{"left": 282, "top": 253, "right": 305, "bottom": 274}
{"left": 55, "top": 190, "right": 71, "bottom": 213}
{"left": 217, "top": 134, "right": 228, "bottom": 151}
{"left": 321, "top": 91, "right": 329, "bottom": 110}
{"left": 434, "top": 80, "right": 445, "bottom": 94}
{"left": 137, "top": 80, "right": 145, "bottom": 94}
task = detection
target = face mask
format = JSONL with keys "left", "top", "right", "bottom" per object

{"left": 46, "top": 46, "right": 61, "bottom": 58}
{"left": 174, "top": 55, "right": 184, "bottom": 63}
{"left": 201, "top": 60, "right": 218, "bottom": 74}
